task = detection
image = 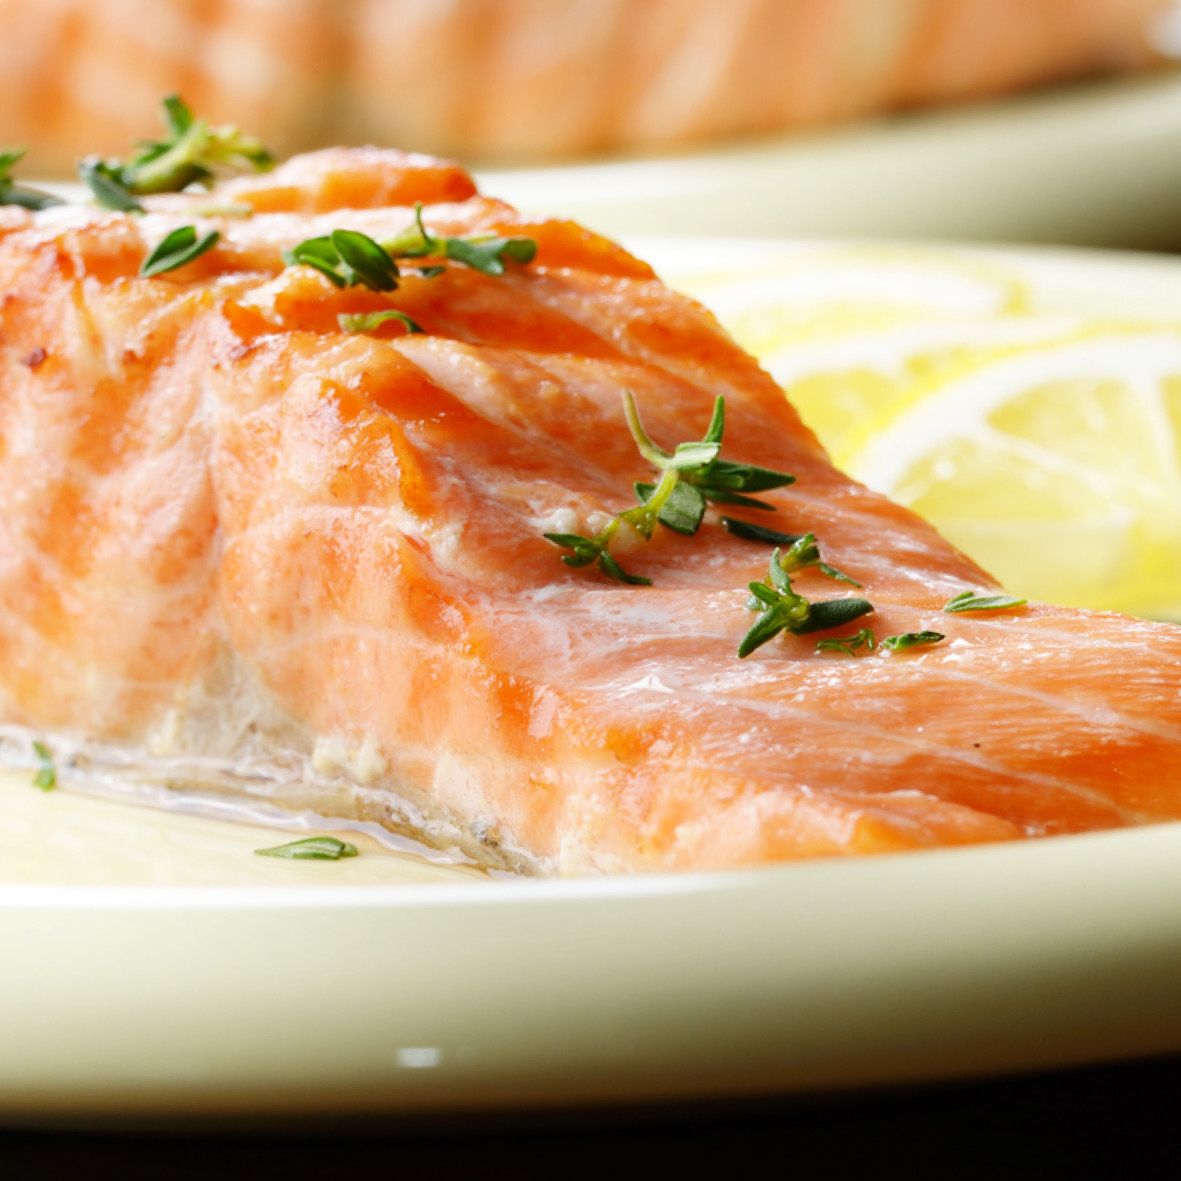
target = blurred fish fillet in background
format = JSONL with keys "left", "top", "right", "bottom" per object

{"left": 0, "top": 0, "right": 1175, "bottom": 173}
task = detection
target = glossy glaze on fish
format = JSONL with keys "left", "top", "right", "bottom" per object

{"left": 2, "top": 148, "right": 1180, "bottom": 873}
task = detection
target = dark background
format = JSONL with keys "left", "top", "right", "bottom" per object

{"left": 3, "top": 1053, "right": 1177, "bottom": 1178}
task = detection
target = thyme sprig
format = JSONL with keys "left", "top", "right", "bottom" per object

{"left": 723, "top": 518, "right": 860, "bottom": 586}
{"left": 739, "top": 548, "right": 873, "bottom": 658}
{"left": 545, "top": 392, "right": 796, "bottom": 585}
{"left": 284, "top": 209, "right": 537, "bottom": 297}
{"left": 79, "top": 94, "right": 273, "bottom": 212}
{"left": 0, "top": 147, "right": 63, "bottom": 211}
{"left": 383, "top": 202, "right": 537, "bottom": 275}
{"left": 626, "top": 392, "right": 794, "bottom": 520}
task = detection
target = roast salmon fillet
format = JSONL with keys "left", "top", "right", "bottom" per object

{"left": 2, "top": 147, "right": 1180, "bottom": 874}
{"left": 0, "top": 0, "right": 1169, "bottom": 171}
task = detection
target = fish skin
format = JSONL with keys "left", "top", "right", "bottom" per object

{"left": 1, "top": 147, "right": 1180, "bottom": 874}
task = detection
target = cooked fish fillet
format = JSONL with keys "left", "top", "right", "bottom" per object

{"left": 2, "top": 148, "right": 1180, "bottom": 873}
{"left": 0, "top": 0, "right": 1170, "bottom": 172}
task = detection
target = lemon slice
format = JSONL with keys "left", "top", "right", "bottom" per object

{"left": 683, "top": 246, "right": 1028, "bottom": 357}
{"left": 679, "top": 248, "right": 1040, "bottom": 455}
{"left": 844, "top": 329, "right": 1181, "bottom": 615}
{"left": 765, "top": 316, "right": 1078, "bottom": 459}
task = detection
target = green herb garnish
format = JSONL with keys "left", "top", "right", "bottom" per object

{"left": 721, "top": 518, "right": 859, "bottom": 585}
{"left": 283, "top": 230, "right": 399, "bottom": 291}
{"left": 625, "top": 393, "right": 794, "bottom": 515}
{"left": 772, "top": 531, "right": 861, "bottom": 587}
{"left": 338, "top": 309, "right": 423, "bottom": 335}
{"left": 254, "top": 836, "right": 359, "bottom": 861}
{"left": 286, "top": 207, "right": 537, "bottom": 294}
{"left": 78, "top": 158, "right": 145, "bottom": 212}
{"left": 943, "top": 590, "right": 1028, "bottom": 614}
{"left": 541, "top": 531, "right": 652, "bottom": 586}
{"left": 816, "top": 627, "right": 877, "bottom": 657}
{"left": 0, "top": 147, "right": 63, "bottom": 211}
{"left": 332, "top": 228, "right": 400, "bottom": 291}
{"left": 815, "top": 627, "right": 945, "bottom": 656}
{"left": 31, "top": 740, "right": 56, "bottom": 791}
{"left": 739, "top": 548, "right": 873, "bottom": 657}
{"left": 720, "top": 517, "right": 803, "bottom": 547}
{"left": 140, "top": 225, "right": 220, "bottom": 276}
{"left": 545, "top": 392, "right": 795, "bottom": 585}
{"left": 382, "top": 202, "right": 537, "bottom": 275}
{"left": 790, "top": 596, "right": 878, "bottom": 635}
{"left": 880, "top": 630, "right": 945, "bottom": 652}
{"left": 79, "top": 93, "right": 272, "bottom": 211}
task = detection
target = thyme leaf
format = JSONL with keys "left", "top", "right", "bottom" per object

{"left": 816, "top": 627, "right": 877, "bottom": 657}
{"left": 338, "top": 309, "right": 423, "bottom": 335}
{"left": 634, "top": 480, "right": 707, "bottom": 536}
{"left": 79, "top": 157, "right": 144, "bottom": 212}
{"left": 32, "top": 740, "right": 56, "bottom": 791}
{"left": 140, "top": 225, "right": 220, "bottom": 276}
{"left": 284, "top": 235, "right": 349, "bottom": 286}
{"left": 282, "top": 230, "right": 400, "bottom": 291}
{"left": 815, "top": 628, "right": 946, "bottom": 656}
{"left": 791, "top": 596, "right": 876, "bottom": 635}
{"left": 880, "top": 630, "right": 945, "bottom": 652}
{"left": 254, "top": 836, "right": 359, "bottom": 861}
{"left": 0, "top": 147, "right": 64, "bottom": 211}
{"left": 722, "top": 518, "right": 860, "bottom": 585}
{"left": 331, "top": 228, "right": 400, "bottom": 291}
{"left": 720, "top": 517, "right": 804, "bottom": 547}
{"left": 542, "top": 531, "right": 651, "bottom": 585}
{"left": 772, "top": 531, "right": 861, "bottom": 587}
{"left": 943, "top": 590, "right": 1028, "bottom": 614}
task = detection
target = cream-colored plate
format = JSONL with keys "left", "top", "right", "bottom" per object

{"left": 4, "top": 242, "right": 1181, "bottom": 1120}
{"left": 481, "top": 69, "right": 1181, "bottom": 249}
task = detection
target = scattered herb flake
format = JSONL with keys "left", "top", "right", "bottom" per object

{"left": 254, "top": 836, "right": 359, "bottom": 861}
{"left": 816, "top": 627, "right": 877, "bottom": 657}
{"left": 31, "top": 740, "right": 56, "bottom": 791}
{"left": 880, "top": 630, "right": 945, "bottom": 652}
